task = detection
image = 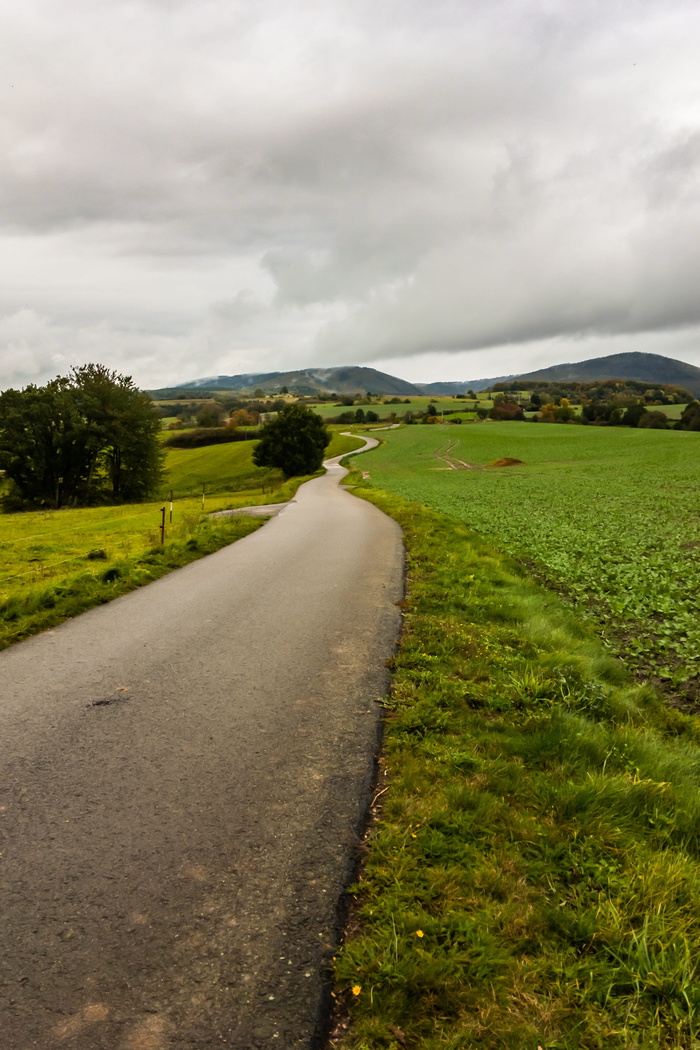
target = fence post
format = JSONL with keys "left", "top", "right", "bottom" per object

{"left": 160, "top": 506, "right": 166, "bottom": 546}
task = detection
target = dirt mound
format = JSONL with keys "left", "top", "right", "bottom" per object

{"left": 490, "top": 457, "right": 524, "bottom": 467}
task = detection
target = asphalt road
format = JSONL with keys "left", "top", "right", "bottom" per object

{"left": 0, "top": 445, "right": 403, "bottom": 1050}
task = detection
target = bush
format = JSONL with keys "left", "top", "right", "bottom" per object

{"left": 489, "top": 402, "right": 525, "bottom": 421}
{"left": 675, "top": 401, "right": 700, "bottom": 431}
{"left": 638, "top": 410, "right": 668, "bottom": 429}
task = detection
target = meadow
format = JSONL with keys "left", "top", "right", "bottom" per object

{"left": 358, "top": 422, "right": 700, "bottom": 704}
{"left": 308, "top": 397, "right": 491, "bottom": 420}
{"left": 0, "top": 429, "right": 364, "bottom": 649}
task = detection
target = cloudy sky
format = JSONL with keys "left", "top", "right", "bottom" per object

{"left": 2, "top": 0, "right": 700, "bottom": 391}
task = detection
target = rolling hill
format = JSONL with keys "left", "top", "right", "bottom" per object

{"left": 171, "top": 366, "right": 422, "bottom": 397}
{"left": 513, "top": 352, "right": 700, "bottom": 397}
{"left": 150, "top": 352, "right": 700, "bottom": 400}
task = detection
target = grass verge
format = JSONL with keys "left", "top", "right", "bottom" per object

{"left": 332, "top": 482, "right": 700, "bottom": 1050}
{"left": 0, "top": 514, "right": 263, "bottom": 650}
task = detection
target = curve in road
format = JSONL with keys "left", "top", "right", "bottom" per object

{"left": 0, "top": 443, "right": 402, "bottom": 1049}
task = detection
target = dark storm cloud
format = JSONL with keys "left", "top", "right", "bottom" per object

{"left": 1, "top": 0, "right": 700, "bottom": 388}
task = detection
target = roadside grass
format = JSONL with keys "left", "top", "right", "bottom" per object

{"left": 0, "top": 508, "right": 264, "bottom": 646}
{"left": 332, "top": 485, "right": 700, "bottom": 1049}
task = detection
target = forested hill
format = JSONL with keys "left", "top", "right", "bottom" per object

{"left": 160, "top": 366, "right": 422, "bottom": 397}
{"left": 512, "top": 352, "right": 700, "bottom": 397}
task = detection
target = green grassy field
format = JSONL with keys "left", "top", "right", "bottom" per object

{"left": 163, "top": 440, "right": 284, "bottom": 497}
{"left": 357, "top": 423, "right": 700, "bottom": 703}
{"left": 309, "top": 398, "right": 490, "bottom": 420}
{"left": 0, "top": 430, "right": 365, "bottom": 650}
{"left": 332, "top": 491, "right": 700, "bottom": 1049}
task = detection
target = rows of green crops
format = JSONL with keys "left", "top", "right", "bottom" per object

{"left": 360, "top": 422, "right": 700, "bottom": 701}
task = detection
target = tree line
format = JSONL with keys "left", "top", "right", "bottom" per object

{"left": 491, "top": 379, "right": 694, "bottom": 404}
{"left": 0, "top": 365, "right": 163, "bottom": 509}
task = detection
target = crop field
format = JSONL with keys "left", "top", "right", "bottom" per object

{"left": 333, "top": 491, "right": 700, "bottom": 1049}
{"left": 360, "top": 422, "right": 700, "bottom": 702}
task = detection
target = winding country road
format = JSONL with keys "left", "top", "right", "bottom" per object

{"left": 0, "top": 441, "right": 403, "bottom": 1049}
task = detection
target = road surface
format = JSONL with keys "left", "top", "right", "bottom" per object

{"left": 0, "top": 445, "right": 403, "bottom": 1049}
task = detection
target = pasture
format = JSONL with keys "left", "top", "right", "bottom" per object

{"left": 307, "top": 396, "right": 491, "bottom": 420}
{"left": 360, "top": 422, "right": 700, "bottom": 701}
{"left": 0, "top": 429, "right": 365, "bottom": 649}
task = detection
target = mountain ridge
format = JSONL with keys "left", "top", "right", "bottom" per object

{"left": 150, "top": 353, "right": 700, "bottom": 398}
{"left": 511, "top": 352, "right": 700, "bottom": 396}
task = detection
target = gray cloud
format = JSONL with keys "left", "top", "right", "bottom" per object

{"left": 1, "top": 0, "right": 700, "bottom": 390}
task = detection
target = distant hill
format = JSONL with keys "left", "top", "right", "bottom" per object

{"left": 149, "top": 352, "right": 700, "bottom": 401}
{"left": 512, "top": 352, "right": 700, "bottom": 397}
{"left": 159, "top": 366, "right": 422, "bottom": 397}
{"left": 418, "top": 376, "right": 516, "bottom": 395}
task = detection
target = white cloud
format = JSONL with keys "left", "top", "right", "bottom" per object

{"left": 2, "top": 0, "right": 700, "bottom": 390}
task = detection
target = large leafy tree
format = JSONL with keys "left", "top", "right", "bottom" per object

{"left": 0, "top": 365, "right": 164, "bottom": 507}
{"left": 252, "top": 403, "right": 329, "bottom": 477}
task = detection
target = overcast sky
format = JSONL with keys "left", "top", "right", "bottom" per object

{"left": 2, "top": 0, "right": 700, "bottom": 391}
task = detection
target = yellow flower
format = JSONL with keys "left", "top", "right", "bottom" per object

{"left": 352, "top": 985, "right": 362, "bottom": 996}
{"left": 416, "top": 930, "right": 424, "bottom": 938}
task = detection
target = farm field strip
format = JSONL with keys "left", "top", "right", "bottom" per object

{"left": 361, "top": 423, "right": 700, "bottom": 699}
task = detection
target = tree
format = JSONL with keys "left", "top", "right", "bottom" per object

{"left": 622, "top": 402, "right": 648, "bottom": 428}
{"left": 252, "top": 403, "right": 329, "bottom": 477}
{"left": 196, "top": 402, "right": 225, "bottom": 428}
{"left": 68, "top": 364, "right": 164, "bottom": 501}
{"left": 0, "top": 364, "right": 163, "bottom": 507}
{"left": 554, "top": 397, "right": 576, "bottom": 423}
{"left": 229, "top": 408, "right": 258, "bottom": 427}
{"left": 675, "top": 401, "right": 700, "bottom": 431}
{"left": 638, "top": 410, "right": 668, "bottom": 429}
{"left": 489, "top": 401, "right": 525, "bottom": 421}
